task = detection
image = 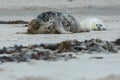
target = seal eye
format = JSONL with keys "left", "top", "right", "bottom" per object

{"left": 33, "top": 21, "right": 40, "bottom": 30}
{"left": 35, "top": 26, "right": 39, "bottom": 30}
{"left": 96, "top": 24, "right": 99, "bottom": 27}
{"left": 96, "top": 24, "right": 102, "bottom": 27}
{"left": 32, "top": 23, "right": 39, "bottom": 30}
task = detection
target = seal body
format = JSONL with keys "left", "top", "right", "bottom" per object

{"left": 80, "top": 17, "right": 106, "bottom": 31}
{"left": 27, "top": 11, "right": 81, "bottom": 34}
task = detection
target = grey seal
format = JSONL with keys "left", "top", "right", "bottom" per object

{"left": 27, "top": 11, "right": 82, "bottom": 34}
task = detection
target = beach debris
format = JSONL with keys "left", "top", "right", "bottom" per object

{"left": 0, "top": 20, "right": 28, "bottom": 24}
{"left": 57, "top": 40, "right": 72, "bottom": 53}
{"left": 89, "top": 56, "right": 103, "bottom": 59}
{"left": 114, "top": 39, "right": 120, "bottom": 45}
{"left": 0, "top": 39, "right": 119, "bottom": 63}
{"left": 68, "top": 0, "right": 73, "bottom": 2}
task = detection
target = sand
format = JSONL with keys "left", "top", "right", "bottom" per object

{"left": 0, "top": 0, "right": 120, "bottom": 80}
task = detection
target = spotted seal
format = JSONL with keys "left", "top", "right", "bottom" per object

{"left": 27, "top": 11, "right": 82, "bottom": 34}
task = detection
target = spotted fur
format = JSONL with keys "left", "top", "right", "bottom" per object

{"left": 27, "top": 11, "right": 81, "bottom": 34}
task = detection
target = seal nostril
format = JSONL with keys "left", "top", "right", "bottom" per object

{"left": 27, "top": 29, "right": 31, "bottom": 33}
{"left": 98, "top": 26, "right": 101, "bottom": 30}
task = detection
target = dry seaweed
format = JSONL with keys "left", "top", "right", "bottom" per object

{"left": 0, "top": 39, "right": 119, "bottom": 63}
{"left": 0, "top": 20, "right": 28, "bottom": 24}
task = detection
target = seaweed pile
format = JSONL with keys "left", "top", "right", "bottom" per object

{"left": 0, "top": 39, "right": 120, "bottom": 63}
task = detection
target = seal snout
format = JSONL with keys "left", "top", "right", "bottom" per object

{"left": 27, "top": 29, "right": 32, "bottom": 33}
{"left": 27, "top": 28, "right": 36, "bottom": 34}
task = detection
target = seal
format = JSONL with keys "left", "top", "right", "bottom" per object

{"left": 80, "top": 17, "right": 106, "bottom": 31}
{"left": 27, "top": 11, "right": 81, "bottom": 34}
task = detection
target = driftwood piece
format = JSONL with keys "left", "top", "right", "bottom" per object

{"left": 0, "top": 20, "right": 28, "bottom": 24}
{"left": 89, "top": 57, "right": 103, "bottom": 59}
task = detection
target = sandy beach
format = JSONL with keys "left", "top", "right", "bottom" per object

{"left": 0, "top": 0, "right": 120, "bottom": 80}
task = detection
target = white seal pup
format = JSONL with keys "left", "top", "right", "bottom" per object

{"left": 80, "top": 17, "right": 106, "bottom": 31}
{"left": 27, "top": 11, "right": 81, "bottom": 34}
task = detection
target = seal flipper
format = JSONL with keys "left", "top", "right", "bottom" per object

{"left": 58, "top": 26, "right": 72, "bottom": 34}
